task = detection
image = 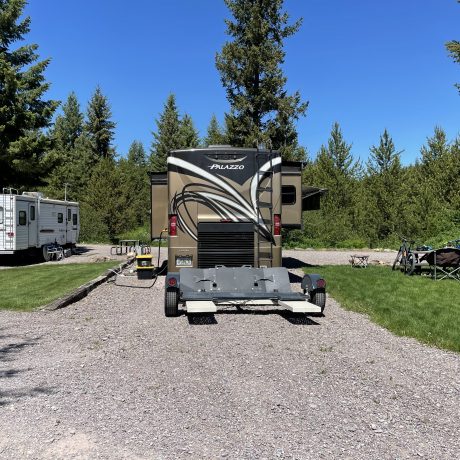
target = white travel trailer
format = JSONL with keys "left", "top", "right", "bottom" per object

{"left": 0, "top": 189, "right": 80, "bottom": 260}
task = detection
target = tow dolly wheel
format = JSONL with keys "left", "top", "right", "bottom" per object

{"left": 311, "top": 289, "right": 326, "bottom": 313}
{"left": 165, "top": 287, "right": 179, "bottom": 317}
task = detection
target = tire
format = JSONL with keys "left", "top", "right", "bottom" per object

{"left": 311, "top": 289, "right": 326, "bottom": 313}
{"left": 165, "top": 288, "right": 179, "bottom": 317}
{"left": 392, "top": 249, "right": 402, "bottom": 271}
{"left": 42, "top": 245, "right": 51, "bottom": 262}
{"left": 404, "top": 253, "right": 416, "bottom": 276}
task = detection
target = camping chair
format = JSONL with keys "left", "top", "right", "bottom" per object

{"left": 420, "top": 248, "right": 460, "bottom": 282}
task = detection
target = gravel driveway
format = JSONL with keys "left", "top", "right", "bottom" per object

{"left": 0, "top": 249, "right": 459, "bottom": 459}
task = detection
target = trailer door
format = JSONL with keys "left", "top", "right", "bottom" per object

{"left": 28, "top": 203, "right": 37, "bottom": 247}
{"left": 15, "top": 200, "right": 29, "bottom": 250}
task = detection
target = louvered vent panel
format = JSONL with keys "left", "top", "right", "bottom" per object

{"left": 198, "top": 222, "right": 254, "bottom": 269}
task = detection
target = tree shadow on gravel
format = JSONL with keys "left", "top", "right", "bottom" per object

{"left": 0, "top": 334, "right": 55, "bottom": 407}
{"left": 0, "top": 385, "right": 56, "bottom": 407}
{"left": 0, "top": 336, "right": 41, "bottom": 363}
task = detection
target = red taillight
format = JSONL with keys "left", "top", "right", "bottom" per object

{"left": 317, "top": 279, "right": 326, "bottom": 289}
{"left": 7, "top": 232, "right": 14, "bottom": 238}
{"left": 169, "top": 215, "right": 177, "bottom": 236}
{"left": 168, "top": 277, "right": 177, "bottom": 287}
{"left": 274, "top": 214, "right": 281, "bottom": 236}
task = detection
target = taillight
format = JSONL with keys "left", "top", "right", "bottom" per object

{"left": 168, "top": 277, "right": 177, "bottom": 287}
{"left": 274, "top": 214, "right": 281, "bottom": 236}
{"left": 316, "top": 279, "right": 326, "bottom": 289}
{"left": 7, "top": 232, "right": 14, "bottom": 238}
{"left": 169, "top": 215, "right": 177, "bottom": 236}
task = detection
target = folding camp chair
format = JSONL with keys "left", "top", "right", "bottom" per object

{"left": 420, "top": 248, "right": 460, "bottom": 282}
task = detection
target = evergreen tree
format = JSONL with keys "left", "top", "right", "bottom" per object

{"left": 204, "top": 114, "right": 227, "bottom": 146}
{"left": 364, "top": 129, "right": 403, "bottom": 241}
{"left": 179, "top": 114, "right": 200, "bottom": 148}
{"left": 53, "top": 92, "right": 84, "bottom": 151}
{"left": 119, "top": 141, "right": 149, "bottom": 230}
{"left": 43, "top": 92, "right": 93, "bottom": 201}
{"left": 127, "top": 140, "right": 146, "bottom": 167}
{"left": 0, "top": 0, "right": 59, "bottom": 188}
{"left": 446, "top": 20, "right": 460, "bottom": 92}
{"left": 85, "top": 86, "right": 116, "bottom": 160}
{"left": 80, "top": 158, "right": 124, "bottom": 241}
{"left": 215, "top": 0, "right": 308, "bottom": 155}
{"left": 303, "top": 124, "right": 361, "bottom": 245}
{"left": 150, "top": 94, "right": 182, "bottom": 172}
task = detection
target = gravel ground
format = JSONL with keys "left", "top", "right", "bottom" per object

{"left": 1, "top": 249, "right": 459, "bottom": 459}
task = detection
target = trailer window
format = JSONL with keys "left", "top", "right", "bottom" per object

{"left": 0, "top": 206, "right": 3, "bottom": 224}
{"left": 58, "top": 213, "right": 63, "bottom": 223}
{"left": 282, "top": 186, "right": 296, "bottom": 205}
{"left": 68, "top": 209, "right": 71, "bottom": 221}
{"left": 19, "top": 210, "right": 26, "bottom": 226}
{"left": 30, "top": 206, "right": 35, "bottom": 221}
{"left": 73, "top": 214, "right": 78, "bottom": 225}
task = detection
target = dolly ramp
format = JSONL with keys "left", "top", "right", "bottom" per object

{"left": 185, "top": 299, "right": 321, "bottom": 314}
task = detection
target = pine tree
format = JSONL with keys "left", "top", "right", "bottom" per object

{"left": 0, "top": 0, "right": 59, "bottom": 188}
{"left": 85, "top": 86, "right": 116, "bottom": 160}
{"left": 179, "top": 114, "right": 200, "bottom": 148}
{"left": 80, "top": 158, "right": 124, "bottom": 241}
{"left": 215, "top": 0, "right": 308, "bottom": 155}
{"left": 364, "top": 129, "right": 403, "bottom": 241}
{"left": 150, "top": 94, "right": 182, "bottom": 172}
{"left": 304, "top": 124, "right": 361, "bottom": 245}
{"left": 53, "top": 92, "right": 84, "bottom": 151}
{"left": 446, "top": 19, "right": 460, "bottom": 92}
{"left": 204, "top": 114, "right": 227, "bottom": 146}
{"left": 127, "top": 141, "right": 146, "bottom": 167}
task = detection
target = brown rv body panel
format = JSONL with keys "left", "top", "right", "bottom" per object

{"left": 165, "top": 147, "right": 282, "bottom": 272}
{"left": 149, "top": 172, "right": 168, "bottom": 239}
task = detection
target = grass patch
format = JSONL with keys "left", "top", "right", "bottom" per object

{"left": 304, "top": 265, "right": 460, "bottom": 353}
{"left": 0, "top": 262, "right": 118, "bottom": 311}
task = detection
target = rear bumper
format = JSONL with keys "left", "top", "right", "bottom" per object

{"left": 0, "top": 250, "right": 14, "bottom": 255}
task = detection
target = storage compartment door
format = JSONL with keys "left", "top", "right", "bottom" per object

{"left": 150, "top": 172, "right": 168, "bottom": 239}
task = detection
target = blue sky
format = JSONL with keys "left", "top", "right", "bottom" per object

{"left": 24, "top": 0, "right": 460, "bottom": 165}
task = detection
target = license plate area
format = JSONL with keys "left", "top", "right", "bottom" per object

{"left": 176, "top": 255, "right": 193, "bottom": 267}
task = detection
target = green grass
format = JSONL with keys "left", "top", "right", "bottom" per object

{"left": 0, "top": 262, "right": 118, "bottom": 311}
{"left": 304, "top": 265, "right": 460, "bottom": 353}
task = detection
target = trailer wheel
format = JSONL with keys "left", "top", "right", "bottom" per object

{"left": 311, "top": 289, "right": 326, "bottom": 313}
{"left": 165, "top": 288, "right": 179, "bottom": 317}
{"left": 42, "top": 245, "right": 51, "bottom": 262}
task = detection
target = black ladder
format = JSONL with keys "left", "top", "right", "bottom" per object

{"left": 255, "top": 152, "right": 274, "bottom": 267}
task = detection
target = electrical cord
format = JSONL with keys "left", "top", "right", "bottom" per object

{"left": 108, "top": 231, "right": 168, "bottom": 289}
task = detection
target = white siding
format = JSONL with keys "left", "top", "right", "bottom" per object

{"left": 38, "top": 202, "right": 67, "bottom": 246}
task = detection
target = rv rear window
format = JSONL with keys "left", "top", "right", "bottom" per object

{"left": 282, "top": 185, "right": 297, "bottom": 205}
{"left": 0, "top": 206, "right": 3, "bottom": 224}
{"left": 19, "top": 210, "right": 26, "bottom": 226}
{"left": 73, "top": 214, "right": 78, "bottom": 225}
{"left": 58, "top": 213, "right": 63, "bottom": 223}
{"left": 30, "top": 206, "right": 35, "bottom": 221}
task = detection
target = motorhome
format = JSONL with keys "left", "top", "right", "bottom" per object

{"left": 150, "top": 146, "right": 326, "bottom": 317}
{"left": 0, "top": 190, "right": 79, "bottom": 260}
